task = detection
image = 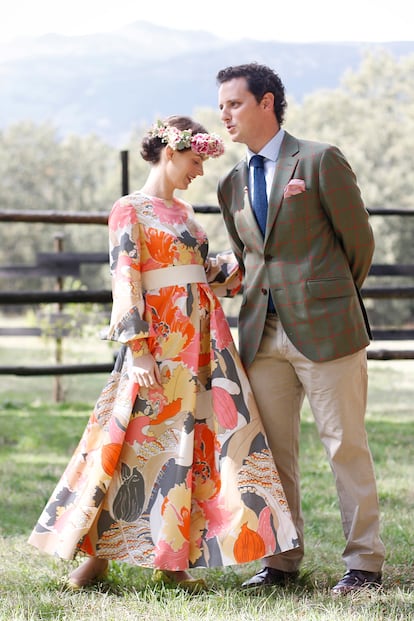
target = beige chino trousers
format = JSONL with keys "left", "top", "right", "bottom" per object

{"left": 246, "top": 315, "right": 385, "bottom": 573}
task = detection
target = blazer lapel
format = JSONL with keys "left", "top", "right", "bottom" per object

{"left": 264, "top": 132, "right": 300, "bottom": 246}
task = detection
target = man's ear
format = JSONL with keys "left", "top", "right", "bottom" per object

{"left": 262, "top": 92, "right": 274, "bottom": 111}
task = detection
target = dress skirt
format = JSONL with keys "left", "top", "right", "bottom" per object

{"left": 28, "top": 192, "right": 298, "bottom": 569}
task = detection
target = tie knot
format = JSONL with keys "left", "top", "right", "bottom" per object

{"left": 250, "top": 154, "right": 265, "bottom": 169}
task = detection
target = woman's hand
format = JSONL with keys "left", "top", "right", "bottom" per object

{"left": 130, "top": 353, "right": 162, "bottom": 388}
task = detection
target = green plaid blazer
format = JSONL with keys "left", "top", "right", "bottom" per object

{"left": 217, "top": 131, "right": 374, "bottom": 367}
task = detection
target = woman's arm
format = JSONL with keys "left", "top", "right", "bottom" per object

{"left": 205, "top": 250, "right": 242, "bottom": 297}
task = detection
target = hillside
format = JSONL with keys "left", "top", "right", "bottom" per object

{"left": 1, "top": 21, "right": 413, "bottom": 145}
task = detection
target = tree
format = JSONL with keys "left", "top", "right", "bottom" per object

{"left": 285, "top": 50, "right": 414, "bottom": 323}
{"left": 1, "top": 53, "right": 413, "bottom": 324}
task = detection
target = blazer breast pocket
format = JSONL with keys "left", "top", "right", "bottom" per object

{"left": 282, "top": 188, "right": 313, "bottom": 210}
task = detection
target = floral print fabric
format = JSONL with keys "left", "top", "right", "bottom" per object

{"left": 28, "top": 192, "right": 298, "bottom": 569}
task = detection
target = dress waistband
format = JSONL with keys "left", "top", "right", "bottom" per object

{"left": 141, "top": 264, "right": 207, "bottom": 291}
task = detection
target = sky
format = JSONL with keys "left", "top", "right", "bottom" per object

{"left": 1, "top": 0, "right": 413, "bottom": 44}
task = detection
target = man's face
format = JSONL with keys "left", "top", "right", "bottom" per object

{"left": 218, "top": 77, "right": 262, "bottom": 147}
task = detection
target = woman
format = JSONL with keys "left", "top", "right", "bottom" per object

{"left": 28, "top": 116, "right": 298, "bottom": 591}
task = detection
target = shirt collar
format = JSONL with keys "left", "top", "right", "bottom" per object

{"left": 247, "top": 128, "right": 285, "bottom": 165}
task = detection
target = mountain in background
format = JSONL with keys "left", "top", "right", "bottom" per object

{"left": 1, "top": 21, "right": 413, "bottom": 146}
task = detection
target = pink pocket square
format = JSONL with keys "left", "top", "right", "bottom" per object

{"left": 284, "top": 179, "right": 306, "bottom": 198}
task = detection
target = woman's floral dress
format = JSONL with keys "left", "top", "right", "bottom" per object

{"left": 28, "top": 192, "right": 298, "bottom": 570}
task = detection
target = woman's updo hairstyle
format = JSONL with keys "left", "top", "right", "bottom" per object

{"left": 140, "top": 115, "right": 208, "bottom": 164}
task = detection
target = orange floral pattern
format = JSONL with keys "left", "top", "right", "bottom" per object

{"left": 28, "top": 192, "right": 298, "bottom": 569}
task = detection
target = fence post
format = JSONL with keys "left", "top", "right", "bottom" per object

{"left": 121, "top": 150, "right": 129, "bottom": 196}
{"left": 53, "top": 233, "right": 65, "bottom": 402}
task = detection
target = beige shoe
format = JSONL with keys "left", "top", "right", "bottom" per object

{"left": 152, "top": 569, "right": 207, "bottom": 593}
{"left": 65, "top": 558, "right": 109, "bottom": 591}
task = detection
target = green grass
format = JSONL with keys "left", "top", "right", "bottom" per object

{"left": 0, "top": 342, "right": 413, "bottom": 619}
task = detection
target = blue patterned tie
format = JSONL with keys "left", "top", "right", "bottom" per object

{"left": 250, "top": 155, "right": 276, "bottom": 313}
{"left": 250, "top": 154, "right": 268, "bottom": 236}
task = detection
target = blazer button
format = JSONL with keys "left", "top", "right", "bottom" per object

{"left": 261, "top": 288, "right": 267, "bottom": 295}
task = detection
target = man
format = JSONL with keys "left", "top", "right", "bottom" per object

{"left": 216, "top": 62, "right": 385, "bottom": 595}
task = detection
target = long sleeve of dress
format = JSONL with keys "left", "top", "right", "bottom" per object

{"left": 205, "top": 250, "right": 242, "bottom": 298}
{"left": 104, "top": 198, "right": 150, "bottom": 357}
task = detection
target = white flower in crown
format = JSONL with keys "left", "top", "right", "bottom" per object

{"left": 166, "top": 126, "right": 193, "bottom": 151}
{"left": 148, "top": 120, "right": 225, "bottom": 158}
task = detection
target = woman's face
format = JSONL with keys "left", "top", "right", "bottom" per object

{"left": 166, "top": 147, "right": 205, "bottom": 191}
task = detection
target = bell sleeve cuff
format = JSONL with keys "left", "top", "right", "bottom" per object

{"left": 205, "top": 250, "right": 242, "bottom": 297}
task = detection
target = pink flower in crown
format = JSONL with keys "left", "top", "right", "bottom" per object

{"left": 148, "top": 120, "right": 225, "bottom": 158}
{"left": 191, "top": 133, "right": 225, "bottom": 158}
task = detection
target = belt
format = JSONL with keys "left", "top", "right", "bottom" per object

{"left": 141, "top": 264, "right": 207, "bottom": 291}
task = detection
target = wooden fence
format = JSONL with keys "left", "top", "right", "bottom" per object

{"left": 0, "top": 206, "right": 413, "bottom": 380}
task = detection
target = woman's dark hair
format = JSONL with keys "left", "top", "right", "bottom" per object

{"left": 216, "top": 62, "right": 287, "bottom": 125}
{"left": 140, "top": 115, "right": 208, "bottom": 163}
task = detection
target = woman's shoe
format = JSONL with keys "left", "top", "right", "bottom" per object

{"left": 65, "top": 558, "right": 109, "bottom": 591}
{"left": 152, "top": 569, "right": 207, "bottom": 593}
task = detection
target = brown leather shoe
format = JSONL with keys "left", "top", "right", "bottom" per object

{"left": 241, "top": 567, "right": 299, "bottom": 589}
{"left": 331, "top": 569, "right": 382, "bottom": 595}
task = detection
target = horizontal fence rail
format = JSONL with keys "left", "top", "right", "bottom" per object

{"left": 1, "top": 208, "right": 414, "bottom": 222}
{"left": 0, "top": 208, "right": 413, "bottom": 374}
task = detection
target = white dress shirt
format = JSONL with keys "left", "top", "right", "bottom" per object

{"left": 247, "top": 128, "right": 285, "bottom": 200}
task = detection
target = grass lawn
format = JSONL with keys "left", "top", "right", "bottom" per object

{"left": 0, "top": 331, "right": 413, "bottom": 620}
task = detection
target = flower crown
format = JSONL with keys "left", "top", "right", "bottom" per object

{"left": 148, "top": 120, "right": 225, "bottom": 158}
